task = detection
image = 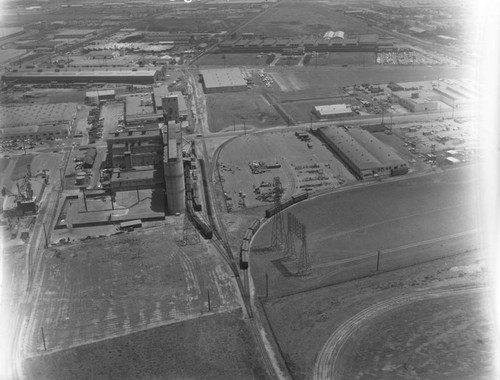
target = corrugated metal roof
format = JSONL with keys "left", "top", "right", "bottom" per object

{"left": 200, "top": 68, "right": 247, "bottom": 89}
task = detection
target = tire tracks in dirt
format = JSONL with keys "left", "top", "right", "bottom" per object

{"left": 312, "top": 286, "right": 484, "bottom": 380}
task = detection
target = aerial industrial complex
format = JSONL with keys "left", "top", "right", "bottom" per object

{"left": 0, "top": 1, "right": 492, "bottom": 380}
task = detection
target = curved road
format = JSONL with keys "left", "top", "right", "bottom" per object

{"left": 312, "top": 286, "right": 485, "bottom": 380}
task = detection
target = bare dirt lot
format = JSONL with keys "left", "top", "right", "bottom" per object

{"left": 22, "top": 221, "right": 240, "bottom": 356}
{"left": 267, "top": 66, "right": 466, "bottom": 91}
{"left": 239, "top": 2, "right": 374, "bottom": 37}
{"left": 196, "top": 53, "right": 269, "bottom": 67}
{"left": 217, "top": 131, "right": 356, "bottom": 210}
{"left": 250, "top": 165, "right": 480, "bottom": 296}
{"left": 206, "top": 91, "right": 283, "bottom": 132}
{"left": 262, "top": 251, "right": 494, "bottom": 380}
{"left": 24, "top": 309, "right": 268, "bottom": 380}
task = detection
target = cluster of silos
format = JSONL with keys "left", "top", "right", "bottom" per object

{"left": 162, "top": 96, "right": 185, "bottom": 215}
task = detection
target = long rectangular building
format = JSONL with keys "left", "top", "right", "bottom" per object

{"left": 318, "top": 126, "right": 407, "bottom": 179}
{"left": 199, "top": 68, "right": 247, "bottom": 94}
{"left": 2, "top": 70, "right": 160, "bottom": 85}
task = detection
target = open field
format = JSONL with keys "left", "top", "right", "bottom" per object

{"left": 336, "top": 290, "right": 492, "bottom": 379}
{"left": 239, "top": 2, "right": 374, "bottom": 37}
{"left": 206, "top": 91, "right": 283, "bottom": 132}
{"left": 196, "top": 53, "right": 269, "bottom": 67}
{"left": 262, "top": 251, "right": 493, "bottom": 379}
{"left": 305, "top": 52, "right": 375, "bottom": 66}
{"left": 22, "top": 221, "right": 240, "bottom": 356}
{"left": 250, "top": 165, "right": 480, "bottom": 296}
{"left": 24, "top": 309, "right": 268, "bottom": 380}
{"left": 217, "top": 131, "right": 356, "bottom": 210}
{"left": 267, "top": 66, "right": 467, "bottom": 91}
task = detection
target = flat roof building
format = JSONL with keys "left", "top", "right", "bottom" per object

{"left": 319, "top": 126, "right": 407, "bottom": 179}
{"left": 313, "top": 104, "right": 353, "bottom": 119}
{"left": 2, "top": 70, "right": 160, "bottom": 85}
{"left": 199, "top": 68, "right": 247, "bottom": 94}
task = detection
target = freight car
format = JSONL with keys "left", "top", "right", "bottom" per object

{"left": 292, "top": 192, "right": 308, "bottom": 203}
{"left": 189, "top": 207, "right": 213, "bottom": 239}
{"left": 240, "top": 239, "right": 250, "bottom": 270}
{"left": 249, "top": 219, "right": 261, "bottom": 233}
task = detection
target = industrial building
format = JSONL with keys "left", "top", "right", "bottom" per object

{"left": 53, "top": 28, "right": 97, "bottom": 39}
{"left": 218, "top": 33, "right": 393, "bottom": 54}
{"left": 107, "top": 128, "right": 164, "bottom": 169}
{"left": 163, "top": 124, "right": 185, "bottom": 215}
{"left": 313, "top": 104, "right": 353, "bottom": 119}
{"left": 199, "top": 68, "right": 247, "bottom": 94}
{"left": 0, "top": 103, "right": 77, "bottom": 128}
{"left": 124, "top": 93, "right": 163, "bottom": 126}
{"left": 318, "top": 126, "right": 408, "bottom": 179}
{"left": 85, "top": 89, "right": 116, "bottom": 104}
{"left": 394, "top": 92, "right": 438, "bottom": 112}
{"left": 1, "top": 123, "right": 70, "bottom": 140}
{"left": 152, "top": 86, "right": 188, "bottom": 121}
{"left": 1, "top": 69, "right": 161, "bottom": 85}
{"left": 109, "top": 167, "right": 164, "bottom": 191}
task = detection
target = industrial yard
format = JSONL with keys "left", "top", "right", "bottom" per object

{"left": 0, "top": 0, "right": 494, "bottom": 379}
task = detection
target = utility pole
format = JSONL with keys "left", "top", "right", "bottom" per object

{"left": 376, "top": 250, "right": 381, "bottom": 271}
{"left": 82, "top": 188, "right": 88, "bottom": 212}
{"left": 207, "top": 290, "right": 211, "bottom": 311}
{"left": 42, "top": 224, "right": 49, "bottom": 248}
{"left": 265, "top": 273, "right": 269, "bottom": 298}
{"left": 243, "top": 119, "right": 246, "bottom": 135}
{"left": 41, "top": 327, "right": 47, "bottom": 351}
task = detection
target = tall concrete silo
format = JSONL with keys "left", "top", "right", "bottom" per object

{"left": 163, "top": 124, "right": 185, "bottom": 215}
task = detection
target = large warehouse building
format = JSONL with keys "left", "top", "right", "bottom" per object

{"left": 318, "top": 126, "right": 408, "bottom": 179}
{"left": 1, "top": 69, "right": 160, "bottom": 85}
{"left": 199, "top": 68, "right": 247, "bottom": 94}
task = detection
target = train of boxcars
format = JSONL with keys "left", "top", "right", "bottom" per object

{"left": 240, "top": 192, "right": 309, "bottom": 269}
{"left": 185, "top": 156, "right": 309, "bottom": 269}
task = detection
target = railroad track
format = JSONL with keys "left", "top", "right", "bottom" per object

{"left": 312, "top": 286, "right": 484, "bottom": 380}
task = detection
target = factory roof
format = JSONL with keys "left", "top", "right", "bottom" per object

{"left": 3, "top": 70, "right": 158, "bottom": 78}
{"left": 111, "top": 168, "right": 158, "bottom": 182}
{"left": 200, "top": 68, "right": 247, "bottom": 89}
{"left": 320, "top": 127, "right": 381, "bottom": 171}
{"left": 348, "top": 128, "right": 407, "bottom": 168}
{"left": 125, "top": 93, "right": 156, "bottom": 117}
{"left": 314, "top": 104, "right": 352, "bottom": 116}
{"left": 108, "top": 128, "right": 161, "bottom": 141}
{"left": 0, "top": 103, "right": 77, "bottom": 128}
{"left": 53, "top": 28, "right": 97, "bottom": 37}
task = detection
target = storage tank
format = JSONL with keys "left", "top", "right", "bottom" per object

{"left": 163, "top": 138, "right": 185, "bottom": 214}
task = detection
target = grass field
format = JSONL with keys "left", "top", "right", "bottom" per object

{"left": 262, "top": 251, "right": 493, "bottom": 379}
{"left": 239, "top": 2, "right": 374, "bottom": 37}
{"left": 338, "top": 291, "right": 493, "bottom": 379}
{"left": 305, "top": 52, "right": 375, "bottom": 66}
{"left": 24, "top": 309, "right": 268, "bottom": 380}
{"left": 250, "top": 165, "right": 480, "bottom": 296}
{"left": 196, "top": 53, "right": 268, "bottom": 67}
{"left": 23, "top": 222, "right": 240, "bottom": 355}
{"left": 266, "top": 66, "right": 466, "bottom": 91}
{"left": 206, "top": 91, "right": 283, "bottom": 132}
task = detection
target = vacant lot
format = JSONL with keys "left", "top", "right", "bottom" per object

{"left": 268, "top": 66, "right": 466, "bottom": 91}
{"left": 24, "top": 309, "right": 268, "bottom": 380}
{"left": 251, "top": 165, "right": 480, "bottom": 296}
{"left": 23, "top": 222, "right": 240, "bottom": 355}
{"left": 206, "top": 91, "right": 283, "bottom": 132}
{"left": 197, "top": 53, "right": 268, "bottom": 67}
{"left": 305, "top": 52, "right": 375, "bottom": 66}
{"left": 262, "top": 251, "right": 492, "bottom": 379}
{"left": 239, "top": 2, "right": 373, "bottom": 37}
